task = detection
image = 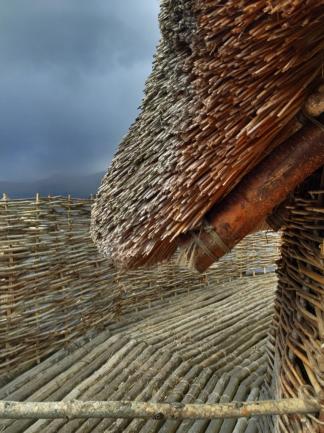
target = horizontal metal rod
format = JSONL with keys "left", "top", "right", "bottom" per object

{"left": 0, "top": 398, "right": 320, "bottom": 420}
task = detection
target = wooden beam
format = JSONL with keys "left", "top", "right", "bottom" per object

{"left": 0, "top": 398, "right": 320, "bottom": 420}
{"left": 187, "top": 123, "right": 324, "bottom": 272}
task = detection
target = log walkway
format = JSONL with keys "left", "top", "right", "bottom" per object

{"left": 0, "top": 274, "right": 277, "bottom": 433}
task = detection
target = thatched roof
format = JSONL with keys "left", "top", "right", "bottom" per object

{"left": 91, "top": 0, "right": 324, "bottom": 269}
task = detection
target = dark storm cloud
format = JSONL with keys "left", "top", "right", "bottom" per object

{"left": 0, "top": 0, "right": 160, "bottom": 182}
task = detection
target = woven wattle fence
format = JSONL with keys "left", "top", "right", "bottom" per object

{"left": 264, "top": 184, "right": 324, "bottom": 433}
{"left": 0, "top": 194, "right": 281, "bottom": 378}
{"left": 0, "top": 195, "right": 117, "bottom": 377}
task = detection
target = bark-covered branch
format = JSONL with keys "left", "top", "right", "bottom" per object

{"left": 0, "top": 398, "right": 320, "bottom": 420}
{"left": 189, "top": 122, "right": 324, "bottom": 272}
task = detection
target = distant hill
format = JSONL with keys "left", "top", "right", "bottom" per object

{"left": 0, "top": 172, "right": 105, "bottom": 199}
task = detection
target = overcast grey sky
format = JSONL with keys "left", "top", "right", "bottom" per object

{"left": 0, "top": 1, "right": 160, "bottom": 182}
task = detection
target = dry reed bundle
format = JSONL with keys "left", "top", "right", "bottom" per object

{"left": 265, "top": 179, "right": 324, "bottom": 432}
{"left": 91, "top": 0, "right": 324, "bottom": 269}
{"left": 0, "top": 194, "right": 281, "bottom": 379}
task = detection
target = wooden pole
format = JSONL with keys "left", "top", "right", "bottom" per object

{"left": 0, "top": 398, "right": 320, "bottom": 420}
{"left": 188, "top": 123, "right": 324, "bottom": 272}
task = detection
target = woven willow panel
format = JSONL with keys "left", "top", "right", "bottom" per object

{"left": 0, "top": 195, "right": 280, "bottom": 378}
{"left": 265, "top": 188, "right": 323, "bottom": 432}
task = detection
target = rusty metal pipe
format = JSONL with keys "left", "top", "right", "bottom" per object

{"left": 190, "top": 123, "right": 324, "bottom": 272}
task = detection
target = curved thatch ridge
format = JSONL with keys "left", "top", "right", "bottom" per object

{"left": 91, "top": 0, "right": 324, "bottom": 269}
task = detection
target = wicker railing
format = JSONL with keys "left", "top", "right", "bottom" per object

{"left": 0, "top": 195, "right": 281, "bottom": 378}
{"left": 265, "top": 187, "right": 324, "bottom": 433}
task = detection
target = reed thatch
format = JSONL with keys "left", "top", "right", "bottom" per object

{"left": 91, "top": 0, "right": 324, "bottom": 269}
{"left": 0, "top": 194, "right": 280, "bottom": 380}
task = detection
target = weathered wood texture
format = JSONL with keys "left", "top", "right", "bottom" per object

{"left": 0, "top": 398, "right": 320, "bottom": 420}
{"left": 0, "top": 195, "right": 281, "bottom": 379}
{"left": 264, "top": 179, "right": 324, "bottom": 433}
{"left": 0, "top": 274, "right": 278, "bottom": 433}
{"left": 188, "top": 123, "right": 324, "bottom": 272}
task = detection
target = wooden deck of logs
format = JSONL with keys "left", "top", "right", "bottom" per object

{"left": 0, "top": 274, "right": 279, "bottom": 433}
